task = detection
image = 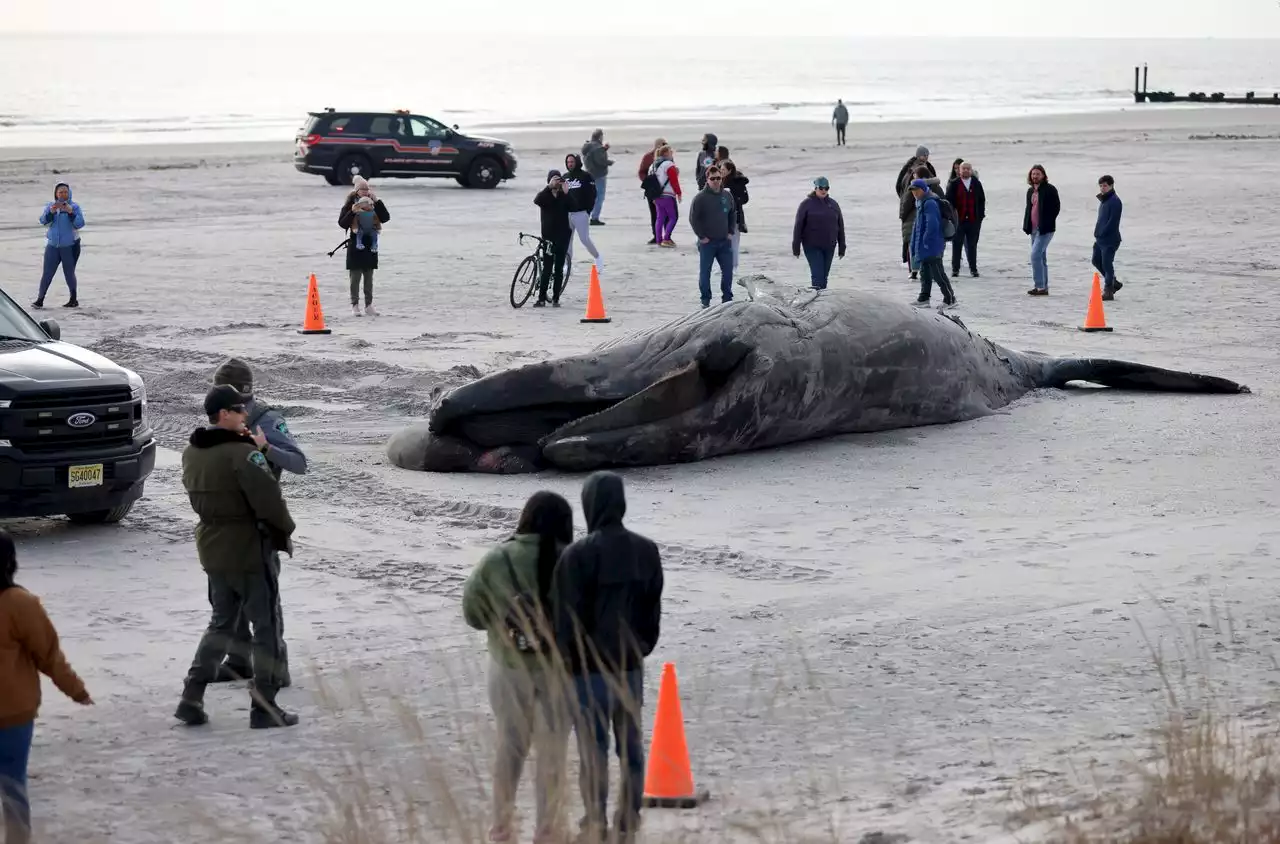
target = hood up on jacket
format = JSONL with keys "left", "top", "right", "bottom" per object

{"left": 564, "top": 153, "right": 584, "bottom": 172}
{"left": 702, "top": 133, "right": 719, "bottom": 153}
{"left": 582, "top": 470, "right": 626, "bottom": 530}
{"left": 53, "top": 183, "right": 72, "bottom": 201}
{"left": 189, "top": 427, "right": 255, "bottom": 449}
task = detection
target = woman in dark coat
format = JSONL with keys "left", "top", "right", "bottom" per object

{"left": 337, "top": 176, "right": 390, "bottom": 316}
{"left": 719, "top": 159, "right": 749, "bottom": 271}
{"left": 1022, "top": 164, "right": 1060, "bottom": 295}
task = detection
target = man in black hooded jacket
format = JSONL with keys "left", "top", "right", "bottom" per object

{"left": 695, "top": 132, "right": 719, "bottom": 190}
{"left": 552, "top": 471, "right": 664, "bottom": 843}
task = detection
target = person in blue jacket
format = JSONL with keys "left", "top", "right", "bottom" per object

{"left": 908, "top": 178, "right": 958, "bottom": 311}
{"left": 209, "top": 357, "right": 307, "bottom": 687}
{"left": 34, "top": 183, "right": 85, "bottom": 309}
{"left": 1093, "top": 175, "right": 1124, "bottom": 300}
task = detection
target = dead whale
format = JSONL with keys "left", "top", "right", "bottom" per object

{"left": 387, "top": 285, "right": 1248, "bottom": 474}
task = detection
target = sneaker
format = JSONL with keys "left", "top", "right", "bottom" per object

{"left": 701, "top": 302, "right": 710, "bottom": 310}
{"left": 589, "top": 219, "right": 605, "bottom": 226}
{"left": 62, "top": 299, "right": 78, "bottom": 308}
{"left": 174, "top": 699, "right": 209, "bottom": 726}
{"left": 647, "top": 237, "right": 657, "bottom": 245}
{"left": 364, "top": 304, "right": 377, "bottom": 316}
{"left": 940, "top": 300, "right": 959, "bottom": 311}
{"left": 1101, "top": 289, "right": 1114, "bottom": 301}
{"left": 660, "top": 241, "right": 676, "bottom": 249}
{"left": 552, "top": 300, "right": 561, "bottom": 308}
{"left": 912, "top": 299, "right": 932, "bottom": 308}
{"left": 952, "top": 267, "right": 961, "bottom": 278}
{"left": 31, "top": 299, "right": 44, "bottom": 309}
{"left": 971, "top": 270, "right": 981, "bottom": 278}
{"left": 533, "top": 299, "right": 546, "bottom": 308}
{"left": 910, "top": 271, "right": 919, "bottom": 280}
{"left": 351, "top": 303, "right": 362, "bottom": 316}
{"left": 1027, "top": 288, "right": 1048, "bottom": 296}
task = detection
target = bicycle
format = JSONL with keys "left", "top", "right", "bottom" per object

{"left": 511, "top": 232, "right": 569, "bottom": 308}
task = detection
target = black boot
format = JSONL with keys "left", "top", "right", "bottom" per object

{"left": 174, "top": 681, "right": 209, "bottom": 726}
{"left": 249, "top": 686, "right": 299, "bottom": 729}
{"left": 213, "top": 660, "right": 253, "bottom": 683}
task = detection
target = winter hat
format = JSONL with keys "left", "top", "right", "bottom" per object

{"left": 352, "top": 175, "right": 369, "bottom": 192}
{"left": 546, "top": 169, "right": 562, "bottom": 183}
{"left": 909, "top": 178, "right": 930, "bottom": 192}
{"left": 354, "top": 195, "right": 374, "bottom": 210}
{"left": 213, "top": 357, "right": 253, "bottom": 399}
{"left": 915, "top": 145, "right": 930, "bottom": 158}
{"left": 204, "top": 384, "right": 247, "bottom": 419}
{"left": 812, "top": 176, "right": 830, "bottom": 189}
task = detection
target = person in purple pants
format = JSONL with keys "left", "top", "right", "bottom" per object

{"left": 649, "top": 145, "right": 684, "bottom": 247}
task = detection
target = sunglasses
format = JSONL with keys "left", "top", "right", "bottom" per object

{"left": 707, "top": 176, "right": 723, "bottom": 182}
{"left": 815, "top": 186, "right": 829, "bottom": 191}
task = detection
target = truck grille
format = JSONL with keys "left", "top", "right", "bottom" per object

{"left": 6, "top": 386, "right": 137, "bottom": 453}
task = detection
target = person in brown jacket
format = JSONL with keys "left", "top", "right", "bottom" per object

{"left": 0, "top": 528, "right": 92, "bottom": 843}
{"left": 638, "top": 137, "right": 666, "bottom": 245}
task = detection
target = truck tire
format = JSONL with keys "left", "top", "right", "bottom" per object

{"left": 324, "top": 170, "right": 343, "bottom": 186}
{"left": 337, "top": 154, "right": 372, "bottom": 186}
{"left": 455, "top": 175, "right": 470, "bottom": 187}
{"left": 466, "top": 157, "right": 502, "bottom": 189}
{"left": 67, "top": 500, "right": 136, "bottom": 525}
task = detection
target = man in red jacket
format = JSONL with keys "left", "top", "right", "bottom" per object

{"left": 637, "top": 137, "right": 666, "bottom": 245}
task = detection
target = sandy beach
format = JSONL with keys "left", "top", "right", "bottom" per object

{"left": 3, "top": 105, "right": 1280, "bottom": 843}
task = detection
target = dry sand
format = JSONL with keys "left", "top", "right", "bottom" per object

{"left": 2, "top": 106, "right": 1280, "bottom": 843}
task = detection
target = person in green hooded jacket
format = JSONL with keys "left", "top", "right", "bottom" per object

{"left": 462, "top": 491, "right": 575, "bottom": 844}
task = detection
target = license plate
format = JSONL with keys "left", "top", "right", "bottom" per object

{"left": 68, "top": 464, "right": 104, "bottom": 489}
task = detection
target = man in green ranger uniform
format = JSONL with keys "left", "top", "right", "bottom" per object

{"left": 174, "top": 385, "right": 299, "bottom": 729}
{"left": 210, "top": 358, "right": 305, "bottom": 687}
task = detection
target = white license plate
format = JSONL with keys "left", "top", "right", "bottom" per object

{"left": 68, "top": 464, "right": 104, "bottom": 489}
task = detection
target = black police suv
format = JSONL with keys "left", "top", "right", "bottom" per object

{"left": 0, "top": 286, "right": 155, "bottom": 524}
{"left": 294, "top": 109, "right": 519, "bottom": 189}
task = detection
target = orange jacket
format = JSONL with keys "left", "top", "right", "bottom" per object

{"left": 0, "top": 586, "right": 88, "bottom": 729}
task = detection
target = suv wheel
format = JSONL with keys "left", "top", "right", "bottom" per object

{"left": 466, "top": 157, "right": 501, "bottom": 190}
{"left": 455, "top": 175, "right": 470, "bottom": 188}
{"left": 324, "top": 170, "right": 343, "bottom": 186}
{"left": 67, "top": 500, "right": 136, "bottom": 525}
{"left": 337, "top": 154, "right": 372, "bottom": 186}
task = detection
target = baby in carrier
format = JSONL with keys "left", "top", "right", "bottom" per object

{"left": 351, "top": 195, "right": 380, "bottom": 252}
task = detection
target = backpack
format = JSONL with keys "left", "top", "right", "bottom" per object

{"left": 498, "top": 549, "right": 554, "bottom": 655}
{"left": 933, "top": 195, "right": 958, "bottom": 240}
{"left": 641, "top": 161, "right": 668, "bottom": 200}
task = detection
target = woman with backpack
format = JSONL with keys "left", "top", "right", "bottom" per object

{"left": 645, "top": 145, "right": 683, "bottom": 248}
{"left": 719, "top": 159, "right": 749, "bottom": 270}
{"left": 462, "top": 492, "right": 575, "bottom": 844}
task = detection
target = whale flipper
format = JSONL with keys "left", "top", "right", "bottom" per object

{"left": 1044, "top": 359, "right": 1250, "bottom": 394}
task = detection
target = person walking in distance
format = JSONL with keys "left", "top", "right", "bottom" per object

{"left": 638, "top": 137, "right": 667, "bottom": 244}
{"left": 464, "top": 491, "right": 576, "bottom": 844}
{"left": 0, "top": 528, "right": 93, "bottom": 844}
{"left": 581, "top": 129, "right": 614, "bottom": 225}
{"left": 649, "top": 145, "right": 683, "bottom": 248}
{"left": 1022, "top": 164, "right": 1061, "bottom": 296}
{"left": 174, "top": 385, "right": 299, "bottom": 730}
{"left": 945, "top": 161, "right": 986, "bottom": 278}
{"left": 208, "top": 357, "right": 306, "bottom": 687}
{"left": 792, "top": 176, "right": 846, "bottom": 290}
{"left": 909, "top": 178, "right": 958, "bottom": 311}
{"left": 533, "top": 171, "right": 574, "bottom": 308}
{"left": 1093, "top": 175, "right": 1124, "bottom": 300}
{"left": 689, "top": 165, "right": 737, "bottom": 308}
{"left": 561, "top": 154, "right": 603, "bottom": 279}
{"left": 33, "top": 182, "right": 85, "bottom": 309}
{"left": 552, "top": 472, "right": 663, "bottom": 844}
{"left": 338, "top": 176, "right": 390, "bottom": 316}
{"left": 832, "top": 99, "right": 849, "bottom": 146}
{"left": 719, "top": 159, "right": 749, "bottom": 270}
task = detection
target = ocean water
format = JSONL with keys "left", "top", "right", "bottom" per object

{"left": 1, "top": 34, "right": 1277, "bottom": 148}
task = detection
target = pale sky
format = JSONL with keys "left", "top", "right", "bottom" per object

{"left": 2, "top": 0, "right": 1279, "bottom": 37}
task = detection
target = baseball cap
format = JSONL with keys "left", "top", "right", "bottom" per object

{"left": 813, "top": 176, "right": 830, "bottom": 189}
{"left": 204, "top": 384, "right": 247, "bottom": 418}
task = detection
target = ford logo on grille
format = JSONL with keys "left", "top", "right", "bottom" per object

{"left": 67, "top": 412, "right": 97, "bottom": 429}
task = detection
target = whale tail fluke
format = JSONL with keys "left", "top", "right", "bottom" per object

{"left": 1045, "top": 359, "right": 1250, "bottom": 394}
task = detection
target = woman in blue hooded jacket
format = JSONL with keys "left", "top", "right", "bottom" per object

{"left": 34, "top": 183, "right": 85, "bottom": 309}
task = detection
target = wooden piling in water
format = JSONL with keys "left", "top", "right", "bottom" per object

{"left": 1134, "top": 64, "right": 1280, "bottom": 105}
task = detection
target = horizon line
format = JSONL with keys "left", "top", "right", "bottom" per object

{"left": 0, "top": 30, "right": 1277, "bottom": 39}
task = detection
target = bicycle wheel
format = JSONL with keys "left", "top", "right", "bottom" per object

{"left": 510, "top": 254, "right": 540, "bottom": 308}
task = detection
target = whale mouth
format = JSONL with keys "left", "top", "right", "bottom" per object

{"left": 422, "top": 339, "right": 752, "bottom": 472}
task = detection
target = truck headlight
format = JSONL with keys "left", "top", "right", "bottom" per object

{"left": 127, "top": 370, "right": 149, "bottom": 432}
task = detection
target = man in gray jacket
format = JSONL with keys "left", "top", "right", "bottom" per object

{"left": 210, "top": 357, "right": 307, "bottom": 686}
{"left": 581, "top": 128, "right": 614, "bottom": 225}
{"left": 689, "top": 166, "right": 737, "bottom": 309}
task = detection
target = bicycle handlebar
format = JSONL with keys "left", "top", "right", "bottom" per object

{"left": 518, "top": 231, "right": 548, "bottom": 245}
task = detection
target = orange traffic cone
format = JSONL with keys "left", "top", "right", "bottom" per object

{"left": 641, "top": 662, "right": 709, "bottom": 808}
{"left": 580, "top": 264, "right": 612, "bottom": 324}
{"left": 298, "top": 273, "right": 332, "bottom": 335}
{"left": 1079, "top": 272, "right": 1113, "bottom": 333}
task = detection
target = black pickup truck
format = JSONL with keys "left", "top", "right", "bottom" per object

{"left": 0, "top": 287, "right": 155, "bottom": 524}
